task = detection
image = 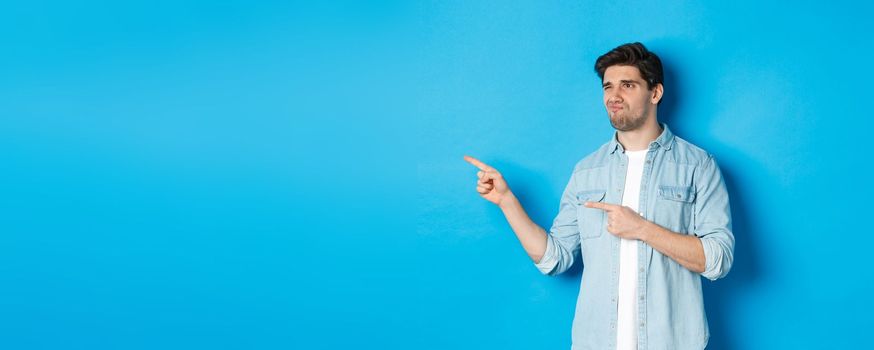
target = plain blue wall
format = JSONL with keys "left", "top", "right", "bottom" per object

{"left": 2, "top": 1, "right": 871, "bottom": 349}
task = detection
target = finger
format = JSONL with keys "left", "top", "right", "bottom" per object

{"left": 606, "top": 216, "right": 616, "bottom": 229}
{"left": 479, "top": 170, "right": 500, "bottom": 183}
{"left": 477, "top": 181, "right": 493, "bottom": 190}
{"left": 477, "top": 170, "right": 485, "bottom": 179}
{"left": 463, "top": 155, "right": 493, "bottom": 171}
{"left": 476, "top": 185, "right": 489, "bottom": 194}
{"left": 584, "top": 201, "right": 619, "bottom": 212}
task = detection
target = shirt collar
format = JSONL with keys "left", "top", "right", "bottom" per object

{"left": 608, "top": 122, "right": 675, "bottom": 154}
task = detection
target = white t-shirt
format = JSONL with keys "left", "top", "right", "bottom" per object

{"left": 616, "top": 149, "right": 648, "bottom": 350}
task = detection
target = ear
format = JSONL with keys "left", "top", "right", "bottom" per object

{"left": 650, "top": 83, "right": 664, "bottom": 105}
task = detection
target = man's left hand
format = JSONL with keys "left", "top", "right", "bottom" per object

{"left": 583, "top": 201, "right": 650, "bottom": 241}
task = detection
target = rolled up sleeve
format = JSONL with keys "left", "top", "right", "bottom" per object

{"left": 694, "top": 155, "right": 735, "bottom": 281}
{"left": 534, "top": 171, "right": 581, "bottom": 276}
{"left": 535, "top": 234, "right": 560, "bottom": 274}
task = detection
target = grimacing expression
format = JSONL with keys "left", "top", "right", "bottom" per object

{"left": 602, "top": 65, "right": 662, "bottom": 131}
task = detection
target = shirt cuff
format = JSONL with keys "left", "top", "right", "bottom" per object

{"left": 700, "top": 237, "right": 724, "bottom": 281}
{"left": 534, "top": 234, "right": 558, "bottom": 275}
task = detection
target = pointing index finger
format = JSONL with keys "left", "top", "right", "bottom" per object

{"left": 584, "top": 201, "right": 618, "bottom": 212}
{"left": 463, "top": 155, "right": 493, "bottom": 171}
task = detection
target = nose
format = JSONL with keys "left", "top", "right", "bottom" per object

{"left": 608, "top": 90, "right": 622, "bottom": 104}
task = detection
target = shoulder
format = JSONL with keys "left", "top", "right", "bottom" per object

{"left": 572, "top": 141, "right": 613, "bottom": 173}
{"left": 669, "top": 135, "right": 717, "bottom": 167}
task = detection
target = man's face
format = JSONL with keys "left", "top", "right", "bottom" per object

{"left": 602, "top": 65, "right": 661, "bottom": 131}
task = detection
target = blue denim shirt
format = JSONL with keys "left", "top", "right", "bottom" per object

{"left": 535, "top": 123, "right": 734, "bottom": 350}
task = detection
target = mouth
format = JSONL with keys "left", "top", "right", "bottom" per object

{"left": 609, "top": 105, "right": 623, "bottom": 113}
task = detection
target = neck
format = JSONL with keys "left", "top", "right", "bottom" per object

{"left": 617, "top": 117, "right": 662, "bottom": 151}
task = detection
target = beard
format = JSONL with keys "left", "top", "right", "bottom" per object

{"left": 609, "top": 110, "right": 647, "bottom": 132}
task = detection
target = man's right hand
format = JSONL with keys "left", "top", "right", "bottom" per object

{"left": 463, "top": 155, "right": 512, "bottom": 207}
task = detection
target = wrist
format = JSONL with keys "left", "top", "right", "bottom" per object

{"left": 639, "top": 219, "right": 658, "bottom": 242}
{"left": 498, "top": 191, "right": 518, "bottom": 210}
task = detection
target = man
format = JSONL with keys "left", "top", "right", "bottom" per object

{"left": 463, "top": 42, "right": 734, "bottom": 350}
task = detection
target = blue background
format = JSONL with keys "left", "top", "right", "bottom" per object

{"left": 2, "top": 1, "right": 871, "bottom": 349}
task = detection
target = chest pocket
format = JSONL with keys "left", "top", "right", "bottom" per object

{"left": 655, "top": 185, "right": 696, "bottom": 234}
{"left": 576, "top": 190, "right": 607, "bottom": 239}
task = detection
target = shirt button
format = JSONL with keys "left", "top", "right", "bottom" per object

{"left": 640, "top": 322, "right": 645, "bottom": 327}
{"left": 646, "top": 160, "right": 651, "bottom": 164}
{"left": 639, "top": 268, "right": 644, "bottom": 273}
{"left": 639, "top": 296, "right": 644, "bottom": 301}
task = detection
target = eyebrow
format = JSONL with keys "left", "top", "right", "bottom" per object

{"left": 603, "top": 79, "right": 642, "bottom": 88}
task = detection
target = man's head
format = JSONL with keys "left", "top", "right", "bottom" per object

{"left": 594, "top": 42, "right": 664, "bottom": 132}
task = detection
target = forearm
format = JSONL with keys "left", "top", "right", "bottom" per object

{"left": 640, "top": 221, "right": 705, "bottom": 273}
{"left": 498, "top": 192, "right": 548, "bottom": 263}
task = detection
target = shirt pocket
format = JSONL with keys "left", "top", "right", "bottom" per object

{"left": 576, "top": 189, "right": 607, "bottom": 239}
{"left": 655, "top": 185, "right": 696, "bottom": 234}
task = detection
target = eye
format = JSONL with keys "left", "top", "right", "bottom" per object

{"left": 622, "top": 83, "right": 633, "bottom": 89}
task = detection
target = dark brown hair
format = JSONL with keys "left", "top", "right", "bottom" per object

{"left": 595, "top": 42, "right": 664, "bottom": 91}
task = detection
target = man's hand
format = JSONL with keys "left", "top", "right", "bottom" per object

{"left": 584, "top": 201, "right": 650, "bottom": 240}
{"left": 463, "top": 155, "right": 512, "bottom": 207}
